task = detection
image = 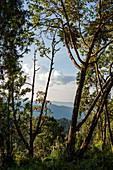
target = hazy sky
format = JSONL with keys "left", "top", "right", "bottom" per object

{"left": 22, "top": 42, "right": 113, "bottom": 103}
{"left": 22, "top": 43, "right": 78, "bottom": 102}
{"left": 22, "top": 1, "right": 113, "bottom": 104}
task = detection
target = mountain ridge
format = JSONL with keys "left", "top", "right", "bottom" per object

{"left": 34, "top": 103, "right": 73, "bottom": 120}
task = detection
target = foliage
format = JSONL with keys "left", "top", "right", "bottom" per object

{"left": 0, "top": 0, "right": 113, "bottom": 169}
{"left": 28, "top": 0, "right": 113, "bottom": 156}
{"left": 33, "top": 116, "right": 65, "bottom": 157}
{"left": 8, "top": 149, "right": 113, "bottom": 170}
{"left": 0, "top": 0, "right": 32, "bottom": 168}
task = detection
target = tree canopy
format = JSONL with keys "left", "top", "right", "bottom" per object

{"left": 0, "top": 0, "right": 113, "bottom": 169}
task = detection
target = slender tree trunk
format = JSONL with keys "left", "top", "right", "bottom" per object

{"left": 32, "top": 33, "right": 56, "bottom": 142}
{"left": 6, "top": 84, "right": 12, "bottom": 167}
{"left": 102, "top": 112, "right": 107, "bottom": 150}
{"left": 29, "top": 51, "right": 37, "bottom": 157}
{"left": 76, "top": 78, "right": 111, "bottom": 131}
{"left": 105, "top": 102, "right": 113, "bottom": 152}
{"left": 13, "top": 113, "right": 30, "bottom": 152}
{"left": 61, "top": 0, "right": 102, "bottom": 156}
{"left": 67, "top": 67, "right": 87, "bottom": 154}
{"left": 76, "top": 79, "right": 113, "bottom": 157}
{"left": 11, "top": 82, "right": 30, "bottom": 152}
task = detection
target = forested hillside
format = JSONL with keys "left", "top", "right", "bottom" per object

{"left": 34, "top": 103, "right": 73, "bottom": 119}
{"left": 0, "top": 0, "right": 113, "bottom": 169}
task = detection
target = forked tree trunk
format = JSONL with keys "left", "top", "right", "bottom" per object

{"left": 76, "top": 79, "right": 113, "bottom": 157}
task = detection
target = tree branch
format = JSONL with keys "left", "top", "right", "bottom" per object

{"left": 60, "top": 0, "right": 85, "bottom": 65}
{"left": 62, "top": 23, "right": 82, "bottom": 70}
{"left": 78, "top": 15, "right": 89, "bottom": 49}
{"left": 91, "top": 40, "right": 113, "bottom": 57}
{"left": 32, "top": 31, "right": 56, "bottom": 142}
{"left": 77, "top": 77, "right": 113, "bottom": 157}
{"left": 76, "top": 77, "right": 111, "bottom": 131}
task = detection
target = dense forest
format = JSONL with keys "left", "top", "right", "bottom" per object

{"left": 0, "top": 0, "right": 113, "bottom": 169}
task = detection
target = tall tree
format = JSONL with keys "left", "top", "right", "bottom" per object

{"left": 29, "top": 31, "right": 59, "bottom": 156}
{"left": 0, "top": 0, "right": 32, "bottom": 166}
{"left": 29, "top": 0, "right": 113, "bottom": 156}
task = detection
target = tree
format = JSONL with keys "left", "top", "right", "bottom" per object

{"left": 29, "top": 0, "right": 113, "bottom": 157}
{"left": 0, "top": 0, "right": 62, "bottom": 166}
{"left": 5, "top": 30, "right": 60, "bottom": 158}
{"left": 34, "top": 116, "right": 65, "bottom": 157}
{"left": 28, "top": 31, "right": 59, "bottom": 157}
{"left": 0, "top": 0, "right": 32, "bottom": 167}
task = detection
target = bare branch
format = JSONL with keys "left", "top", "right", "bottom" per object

{"left": 60, "top": 0, "right": 85, "bottom": 65}
{"left": 77, "top": 78, "right": 113, "bottom": 157}
{"left": 32, "top": 31, "right": 57, "bottom": 142}
{"left": 61, "top": 23, "right": 82, "bottom": 70}
{"left": 109, "top": 62, "right": 113, "bottom": 76}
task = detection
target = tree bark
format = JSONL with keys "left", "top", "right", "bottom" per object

{"left": 76, "top": 78, "right": 111, "bottom": 131}
{"left": 76, "top": 79, "right": 113, "bottom": 157}
{"left": 29, "top": 51, "right": 37, "bottom": 157}
{"left": 67, "top": 67, "right": 87, "bottom": 154}
{"left": 102, "top": 111, "right": 107, "bottom": 150}
{"left": 32, "top": 34, "right": 55, "bottom": 142}
{"left": 11, "top": 82, "right": 30, "bottom": 152}
{"left": 105, "top": 102, "right": 113, "bottom": 152}
{"left": 6, "top": 85, "right": 12, "bottom": 167}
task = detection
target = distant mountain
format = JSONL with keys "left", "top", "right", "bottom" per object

{"left": 34, "top": 103, "right": 73, "bottom": 120}
{"left": 48, "top": 104, "right": 73, "bottom": 120}
{"left": 33, "top": 101, "right": 84, "bottom": 120}
{"left": 47, "top": 103, "right": 84, "bottom": 121}
{"left": 52, "top": 101, "right": 73, "bottom": 108}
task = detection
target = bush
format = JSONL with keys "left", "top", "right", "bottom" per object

{"left": 7, "top": 148, "right": 113, "bottom": 170}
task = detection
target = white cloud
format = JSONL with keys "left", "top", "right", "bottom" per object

{"left": 21, "top": 62, "right": 113, "bottom": 103}
{"left": 21, "top": 63, "right": 76, "bottom": 102}
{"left": 51, "top": 70, "right": 75, "bottom": 85}
{"left": 47, "top": 82, "right": 77, "bottom": 102}
{"left": 22, "top": 63, "right": 32, "bottom": 74}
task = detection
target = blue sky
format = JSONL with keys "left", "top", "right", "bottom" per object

{"left": 22, "top": 43, "right": 113, "bottom": 103}
{"left": 22, "top": 43, "right": 78, "bottom": 103}
{"left": 22, "top": 2, "right": 113, "bottom": 103}
{"left": 22, "top": 1, "right": 79, "bottom": 103}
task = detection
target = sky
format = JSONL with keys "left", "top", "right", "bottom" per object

{"left": 22, "top": 1, "right": 79, "bottom": 103}
{"left": 22, "top": 43, "right": 78, "bottom": 103}
{"left": 22, "top": 1, "right": 113, "bottom": 103}
{"left": 22, "top": 33, "right": 113, "bottom": 104}
{"left": 22, "top": 42, "right": 113, "bottom": 103}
